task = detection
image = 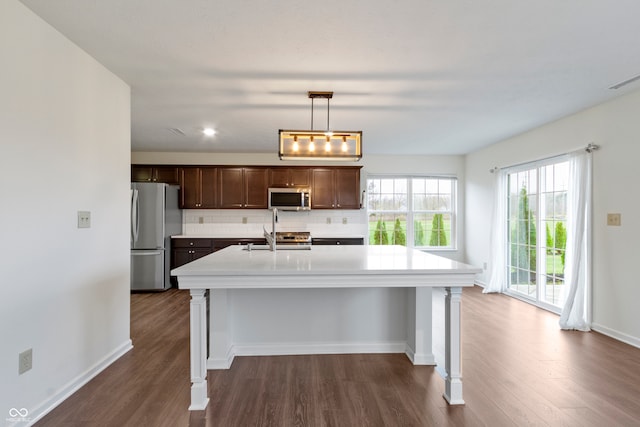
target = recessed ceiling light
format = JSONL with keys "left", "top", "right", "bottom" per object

{"left": 203, "top": 127, "right": 216, "bottom": 137}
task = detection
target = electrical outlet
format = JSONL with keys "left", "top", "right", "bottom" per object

{"left": 607, "top": 213, "right": 621, "bottom": 226}
{"left": 242, "top": 217, "right": 248, "bottom": 224}
{"left": 342, "top": 217, "right": 348, "bottom": 225}
{"left": 198, "top": 216, "right": 204, "bottom": 224}
{"left": 19, "top": 349, "right": 32, "bottom": 375}
{"left": 77, "top": 211, "right": 91, "bottom": 228}
{"left": 326, "top": 217, "right": 331, "bottom": 224}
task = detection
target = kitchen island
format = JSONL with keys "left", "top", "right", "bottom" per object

{"left": 172, "top": 244, "right": 481, "bottom": 411}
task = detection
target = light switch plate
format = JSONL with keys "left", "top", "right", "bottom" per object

{"left": 77, "top": 211, "right": 91, "bottom": 228}
{"left": 19, "top": 348, "right": 32, "bottom": 374}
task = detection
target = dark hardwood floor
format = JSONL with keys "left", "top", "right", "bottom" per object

{"left": 36, "top": 286, "right": 640, "bottom": 426}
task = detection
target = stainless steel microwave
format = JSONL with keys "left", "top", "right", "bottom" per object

{"left": 268, "top": 187, "right": 311, "bottom": 211}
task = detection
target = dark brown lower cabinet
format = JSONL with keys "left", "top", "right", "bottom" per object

{"left": 312, "top": 237, "right": 364, "bottom": 245}
{"left": 171, "top": 238, "right": 266, "bottom": 269}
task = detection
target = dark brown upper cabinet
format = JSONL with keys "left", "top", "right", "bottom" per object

{"left": 179, "top": 167, "right": 218, "bottom": 209}
{"left": 133, "top": 164, "right": 361, "bottom": 210}
{"left": 311, "top": 167, "right": 361, "bottom": 209}
{"left": 131, "top": 165, "right": 179, "bottom": 184}
{"left": 218, "top": 167, "right": 269, "bottom": 209}
{"left": 268, "top": 167, "right": 311, "bottom": 188}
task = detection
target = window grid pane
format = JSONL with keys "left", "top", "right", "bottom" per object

{"left": 367, "top": 177, "right": 456, "bottom": 249}
{"left": 538, "top": 161, "right": 568, "bottom": 306}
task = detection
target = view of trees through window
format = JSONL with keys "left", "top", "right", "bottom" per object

{"left": 507, "top": 161, "right": 568, "bottom": 307}
{"left": 367, "top": 177, "right": 455, "bottom": 249}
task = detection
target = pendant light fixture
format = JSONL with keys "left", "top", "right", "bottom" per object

{"left": 279, "top": 91, "right": 362, "bottom": 161}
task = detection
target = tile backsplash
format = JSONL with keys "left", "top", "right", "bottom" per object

{"left": 182, "top": 209, "right": 368, "bottom": 238}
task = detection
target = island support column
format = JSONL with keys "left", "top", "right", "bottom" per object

{"left": 443, "top": 286, "right": 464, "bottom": 404}
{"left": 189, "top": 289, "right": 209, "bottom": 410}
{"left": 209, "top": 289, "right": 232, "bottom": 369}
{"left": 406, "top": 287, "right": 435, "bottom": 365}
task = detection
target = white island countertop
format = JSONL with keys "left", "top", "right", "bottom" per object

{"left": 172, "top": 244, "right": 481, "bottom": 289}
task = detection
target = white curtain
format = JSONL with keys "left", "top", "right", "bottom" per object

{"left": 559, "top": 150, "right": 592, "bottom": 331}
{"left": 484, "top": 169, "right": 508, "bottom": 293}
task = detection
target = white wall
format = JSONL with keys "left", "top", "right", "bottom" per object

{"left": 229, "top": 288, "right": 408, "bottom": 348}
{"left": 0, "top": 1, "right": 131, "bottom": 423}
{"left": 465, "top": 88, "right": 640, "bottom": 347}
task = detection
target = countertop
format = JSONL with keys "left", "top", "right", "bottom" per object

{"left": 171, "top": 245, "right": 481, "bottom": 289}
{"left": 171, "top": 234, "right": 366, "bottom": 239}
{"left": 171, "top": 235, "right": 265, "bottom": 239}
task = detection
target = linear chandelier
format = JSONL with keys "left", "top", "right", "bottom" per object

{"left": 279, "top": 91, "right": 362, "bottom": 161}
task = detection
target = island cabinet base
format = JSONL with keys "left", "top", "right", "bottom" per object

{"left": 203, "top": 287, "right": 436, "bottom": 370}
{"left": 175, "top": 245, "right": 481, "bottom": 412}
{"left": 187, "top": 286, "right": 468, "bottom": 410}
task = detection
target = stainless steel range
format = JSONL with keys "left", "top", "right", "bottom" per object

{"left": 275, "top": 231, "right": 312, "bottom": 245}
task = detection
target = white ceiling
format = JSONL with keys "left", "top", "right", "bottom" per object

{"left": 20, "top": 0, "right": 640, "bottom": 156}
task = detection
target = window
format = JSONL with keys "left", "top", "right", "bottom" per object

{"left": 507, "top": 160, "right": 568, "bottom": 308}
{"left": 367, "top": 176, "right": 456, "bottom": 249}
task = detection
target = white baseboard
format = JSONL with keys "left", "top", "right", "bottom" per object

{"left": 26, "top": 340, "right": 133, "bottom": 426}
{"left": 477, "top": 284, "right": 640, "bottom": 350}
{"left": 405, "top": 344, "right": 436, "bottom": 365}
{"left": 234, "top": 341, "right": 407, "bottom": 357}
{"left": 591, "top": 323, "right": 640, "bottom": 349}
{"left": 207, "top": 346, "right": 235, "bottom": 370}
{"left": 207, "top": 341, "right": 408, "bottom": 370}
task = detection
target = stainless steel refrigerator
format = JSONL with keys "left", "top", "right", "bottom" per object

{"left": 130, "top": 183, "right": 182, "bottom": 291}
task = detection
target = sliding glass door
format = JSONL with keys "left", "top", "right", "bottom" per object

{"left": 507, "top": 160, "right": 569, "bottom": 309}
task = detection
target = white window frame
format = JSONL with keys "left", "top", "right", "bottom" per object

{"left": 366, "top": 175, "right": 457, "bottom": 251}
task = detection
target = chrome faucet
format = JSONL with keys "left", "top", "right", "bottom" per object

{"left": 263, "top": 208, "right": 278, "bottom": 251}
